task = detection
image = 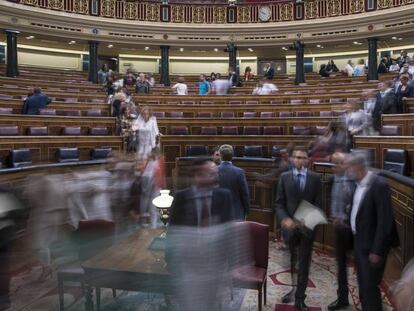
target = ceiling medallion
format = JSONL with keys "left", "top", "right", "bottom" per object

{"left": 163, "top": 34, "right": 169, "bottom": 40}
{"left": 368, "top": 24, "right": 374, "bottom": 31}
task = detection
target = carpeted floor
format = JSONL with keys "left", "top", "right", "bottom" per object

{"left": 7, "top": 240, "right": 394, "bottom": 311}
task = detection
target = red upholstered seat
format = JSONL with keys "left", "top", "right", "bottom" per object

{"left": 380, "top": 125, "right": 402, "bottom": 136}
{"left": 232, "top": 266, "right": 267, "bottom": 287}
{"left": 222, "top": 126, "right": 239, "bottom": 135}
{"left": 263, "top": 126, "right": 282, "bottom": 135}
{"left": 200, "top": 100, "right": 213, "bottom": 105}
{"left": 309, "top": 99, "right": 322, "bottom": 104}
{"left": 279, "top": 111, "right": 293, "bottom": 118}
{"left": 62, "top": 127, "right": 81, "bottom": 135}
{"left": 293, "top": 126, "right": 313, "bottom": 135}
{"left": 320, "top": 111, "right": 333, "bottom": 117}
{"left": 270, "top": 100, "right": 283, "bottom": 105}
{"left": 243, "top": 126, "right": 261, "bottom": 135}
{"left": 198, "top": 112, "right": 213, "bottom": 118}
{"left": 246, "top": 100, "right": 258, "bottom": 105}
{"left": 39, "top": 108, "right": 56, "bottom": 115}
{"left": 153, "top": 111, "right": 165, "bottom": 118}
{"left": 146, "top": 100, "right": 160, "bottom": 105}
{"left": 89, "top": 127, "right": 108, "bottom": 136}
{"left": 229, "top": 100, "right": 243, "bottom": 105}
{"left": 315, "top": 126, "right": 328, "bottom": 135}
{"left": 168, "top": 111, "right": 184, "bottom": 118}
{"left": 167, "top": 101, "right": 180, "bottom": 105}
{"left": 200, "top": 126, "right": 217, "bottom": 135}
{"left": 181, "top": 101, "right": 195, "bottom": 105}
{"left": 0, "top": 108, "right": 13, "bottom": 115}
{"left": 170, "top": 126, "right": 189, "bottom": 135}
{"left": 0, "top": 126, "right": 18, "bottom": 136}
{"left": 220, "top": 112, "right": 235, "bottom": 118}
{"left": 407, "top": 107, "right": 414, "bottom": 113}
{"left": 63, "top": 110, "right": 81, "bottom": 116}
{"left": 27, "top": 127, "right": 48, "bottom": 136}
{"left": 296, "top": 111, "right": 311, "bottom": 117}
{"left": 86, "top": 109, "right": 102, "bottom": 117}
{"left": 260, "top": 112, "right": 274, "bottom": 118}
{"left": 243, "top": 112, "right": 256, "bottom": 118}
{"left": 290, "top": 99, "right": 305, "bottom": 104}
{"left": 330, "top": 98, "right": 344, "bottom": 103}
{"left": 333, "top": 110, "right": 346, "bottom": 116}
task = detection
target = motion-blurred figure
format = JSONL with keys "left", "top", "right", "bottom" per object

{"left": 390, "top": 258, "right": 414, "bottom": 311}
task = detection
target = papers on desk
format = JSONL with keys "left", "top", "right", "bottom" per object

{"left": 294, "top": 200, "right": 328, "bottom": 230}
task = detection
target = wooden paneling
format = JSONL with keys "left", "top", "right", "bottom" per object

{"left": 0, "top": 115, "right": 116, "bottom": 135}
{"left": 382, "top": 114, "right": 414, "bottom": 136}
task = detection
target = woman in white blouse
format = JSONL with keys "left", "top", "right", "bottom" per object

{"left": 171, "top": 76, "right": 188, "bottom": 95}
{"left": 132, "top": 106, "right": 160, "bottom": 159}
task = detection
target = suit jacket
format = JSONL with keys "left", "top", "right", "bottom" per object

{"left": 264, "top": 67, "right": 274, "bottom": 80}
{"left": 218, "top": 162, "right": 249, "bottom": 220}
{"left": 22, "top": 94, "right": 51, "bottom": 115}
{"left": 372, "top": 91, "right": 397, "bottom": 130}
{"left": 168, "top": 187, "right": 233, "bottom": 227}
{"left": 274, "top": 170, "right": 322, "bottom": 225}
{"left": 352, "top": 174, "right": 399, "bottom": 257}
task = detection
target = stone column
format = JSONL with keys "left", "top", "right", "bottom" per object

{"left": 294, "top": 40, "right": 305, "bottom": 85}
{"left": 160, "top": 45, "right": 170, "bottom": 86}
{"left": 88, "top": 41, "right": 99, "bottom": 83}
{"left": 227, "top": 42, "right": 237, "bottom": 73}
{"left": 367, "top": 37, "right": 378, "bottom": 81}
{"left": 5, "top": 30, "right": 19, "bottom": 77}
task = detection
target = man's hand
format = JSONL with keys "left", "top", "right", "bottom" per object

{"left": 368, "top": 253, "right": 383, "bottom": 267}
{"left": 281, "top": 218, "right": 297, "bottom": 230}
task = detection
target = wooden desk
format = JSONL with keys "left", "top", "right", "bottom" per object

{"left": 382, "top": 113, "right": 414, "bottom": 136}
{"left": 82, "top": 228, "right": 171, "bottom": 310}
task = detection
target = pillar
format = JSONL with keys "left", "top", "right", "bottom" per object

{"left": 5, "top": 30, "right": 19, "bottom": 77}
{"left": 160, "top": 45, "right": 170, "bottom": 86}
{"left": 227, "top": 42, "right": 237, "bottom": 73}
{"left": 88, "top": 41, "right": 99, "bottom": 83}
{"left": 367, "top": 37, "right": 378, "bottom": 81}
{"left": 294, "top": 40, "right": 305, "bottom": 85}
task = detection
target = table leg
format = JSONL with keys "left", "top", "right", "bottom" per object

{"left": 84, "top": 284, "right": 94, "bottom": 311}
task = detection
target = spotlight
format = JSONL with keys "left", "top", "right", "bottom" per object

{"left": 108, "top": 44, "right": 114, "bottom": 48}
{"left": 26, "top": 35, "right": 34, "bottom": 40}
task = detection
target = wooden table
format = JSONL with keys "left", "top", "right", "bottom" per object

{"left": 82, "top": 228, "right": 171, "bottom": 311}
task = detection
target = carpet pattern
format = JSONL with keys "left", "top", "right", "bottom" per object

{"left": 7, "top": 240, "right": 394, "bottom": 311}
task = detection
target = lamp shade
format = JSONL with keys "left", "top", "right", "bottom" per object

{"left": 152, "top": 189, "right": 174, "bottom": 209}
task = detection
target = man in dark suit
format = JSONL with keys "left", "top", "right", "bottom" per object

{"left": 275, "top": 146, "right": 322, "bottom": 311}
{"left": 346, "top": 153, "right": 399, "bottom": 311}
{"left": 372, "top": 81, "right": 397, "bottom": 131}
{"left": 22, "top": 87, "right": 51, "bottom": 115}
{"left": 264, "top": 62, "right": 275, "bottom": 80}
{"left": 217, "top": 144, "right": 249, "bottom": 220}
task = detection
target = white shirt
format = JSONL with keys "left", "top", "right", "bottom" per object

{"left": 344, "top": 64, "right": 354, "bottom": 77}
{"left": 252, "top": 83, "right": 278, "bottom": 95}
{"left": 212, "top": 79, "right": 231, "bottom": 95}
{"left": 409, "top": 65, "right": 414, "bottom": 76}
{"left": 172, "top": 83, "right": 188, "bottom": 95}
{"left": 389, "top": 64, "right": 400, "bottom": 72}
{"left": 350, "top": 171, "right": 373, "bottom": 234}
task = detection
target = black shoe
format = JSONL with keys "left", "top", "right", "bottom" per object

{"left": 295, "top": 300, "right": 309, "bottom": 311}
{"left": 281, "top": 289, "right": 295, "bottom": 303}
{"left": 327, "top": 299, "right": 350, "bottom": 310}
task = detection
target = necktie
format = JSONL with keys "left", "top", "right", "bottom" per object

{"left": 296, "top": 173, "right": 303, "bottom": 192}
{"left": 200, "top": 197, "right": 210, "bottom": 227}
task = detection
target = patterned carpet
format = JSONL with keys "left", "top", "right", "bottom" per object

{"left": 7, "top": 240, "right": 393, "bottom": 311}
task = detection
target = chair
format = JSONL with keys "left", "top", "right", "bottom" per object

{"left": 279, "top": 111, "right": 293, "bottom": 118}
{"left": 86, "top": 109, "right": 102, "bottom": 117}
{"left": 39, "top": 108, "right": 57, "bottom": 115}
{"left": 63, "top": 110, "right": 81, "bottom": 117}
{"left": 56, "top": 148, "right": 79, "bottom": 163}
{"left": 181, "top": 101, "right": 195, "bottom": 105}
{"left": 380, "top": 125, "right": 401, "bottom": 136}
{"left": 198, "top": 112, "right": 213, "bottom": 118}
{"left": 243, "top": 112, "right": 256, "bottom": 118}
{"left": 200, "top": 126, "right": 217, "bottom": 135}
{"left": 315, "top": 126, "right": 328, "bottom": 135}
{"left": 220, "top": 112, "right": 235, "bottom": 118}
{"left": 222, "top": 126, "right": 239, "bottom": 135}
{"left": 168, "top": 112, "right": 184, "bottom": 118}
{"left": 27, "top": 126, "right": 48, "bottom": 136}
{"left": 62, "top": 127, "right": 81, "bottom": 135}
{"left": 296, "top": 111, "right": 311, "bottom": 117}
{"left": 244, "top": 146, "right": 263, "bottom": 158}
{"left": 270, "top": 100, "right": 283, "bottom": 105}
{"left": 90, "top": 147, "right": 112, "bottom": 160}
{"left": 186, "top": 145, "right": 208, "bottom": 157}
{"left": 170, "top": 126, "right": 189, "bottom": 135}
{"left": 153, "top": 112, "right": 165, "bottom": 118}
{"left": 293, "top": 126, "right": 313, "bottom": 135}
{"left": 332, "top": 110, "right": 346, "bottom": 116}
{"left": 350, "top": 148, "right": 375, "bottom": 167}
{"left": 200, "top": 101, "right": 213, "bottom": 105}
{"left": 263, "top": 126, "right": 282, "bottom": 135}
{"left": 383, "top": 149, "right": 409, "bottom": 176}
{"left": 309, "top": 99, "right": 321, "bottom": 104}
{"left": 0, "top": 126, "right": 19, "bottom": 136}
{"left": 64, "top": 98, "right": 78, "bottom": 103}
{"left": 246, "top": 100, "right": 258, "bottom": 105}
{"left": 89, "top": 127, "right": 108, "bottom": 136}
{"left": 0, "top": 108, "right": 13, "bottom": 115}
{"left": 407, "top": 107, "right": 414, "bottom": 113}
{"left": 58, "top": 220, "right": 116, "bottom": 311}
{"left": 243, "top": 126, "right": 261, "bottom": 135}
{"left": 229, "top": 100, "right": 243, "bottom": 105}
{"left": 290, "top": 99, "right": 305, "bottom": 104}
{"left": 260, "top": 112, "right": 274, "bottom": 118}
{"left": 8, "top": 149, "right": 32, "bottom": 168}
{"left": 330, "top": 98, "right": 344, "bottom": 104}
{"left": 319, "top": 111, "right": 333, "bottom": 117}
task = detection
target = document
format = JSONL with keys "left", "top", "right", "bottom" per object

{"left": 294, "top": 200, "right": 328, "bottom": 230}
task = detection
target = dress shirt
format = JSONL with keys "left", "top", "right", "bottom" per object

{"left": 331, "top": 175, "right": 354, "bottom": 221}
{"left": 292, "top": 168, "right": 307, "bottom": 192}
{"left": 389, "top": 64, "right": 400, "bottom": 72}
{"left": 191, "top": 187, "right": 213, "bottom": 227}
{"left": 350, "top": 171, "right": 373, "bottom": 234}
{"left": 380, "top": 88, "right": 393, "bottom": 98}
{"left": 172, "top": 83, "right": 188, "bottom": 95}
{"left": 364, "top": 98, "right": 376, "bottom": 113}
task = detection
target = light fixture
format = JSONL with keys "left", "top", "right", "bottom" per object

{"left": 68, "top": 40, "right": 76, "bottom": 45}
{"left": 398, "top": 37, "right": 403, "bottom": 40}
{"left": 179, "top": 47, "right": 184, "bottom": 52}
{"left": 391, "top": 36, "right": 397, "bottom": 40}
{"left": 353, "top": 41, "right": 359, "bottom": 45}
{"left": 228, "top": 0, "right": 237, "bottom": 6}
{"left": 316, "top": 44, "right": 321, "bottom": 47}
{"left": 248, "top": 48, "right": 254, "bottom": 52}
{"left": 144, "top": 46, "right": 150, "bottom": 51}
{"left": 281, "top": 47, "right": 288, "bottom": 51}
{"left": 26, "top": 35, "right": 34, "bottom": 40}
{"left": 214, "top": 48, "right": 218, "bottom": 52}
{"left": 107, "top": 44, "right": 113, "bottom": 48}
{"left": 152, "top": 190, "right": 174, "bottom": 240}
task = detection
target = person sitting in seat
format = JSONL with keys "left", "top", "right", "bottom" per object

{"left": 22, "top": 87, "right": 51, "bottom": 115}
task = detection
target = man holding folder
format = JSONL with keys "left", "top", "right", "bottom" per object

{"left": 275, "top": 146, "right": 323, "bottom": 311}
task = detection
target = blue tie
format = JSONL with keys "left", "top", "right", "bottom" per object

{"left": 296, "top": 173, "right": 303, "bottom": 192}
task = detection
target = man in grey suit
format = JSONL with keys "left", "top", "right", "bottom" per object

{"left": 218, "top": 145, "right": 249, "bottom": 220}
{"left": 275, "top": 146, "right": 322, "bottom": 311}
